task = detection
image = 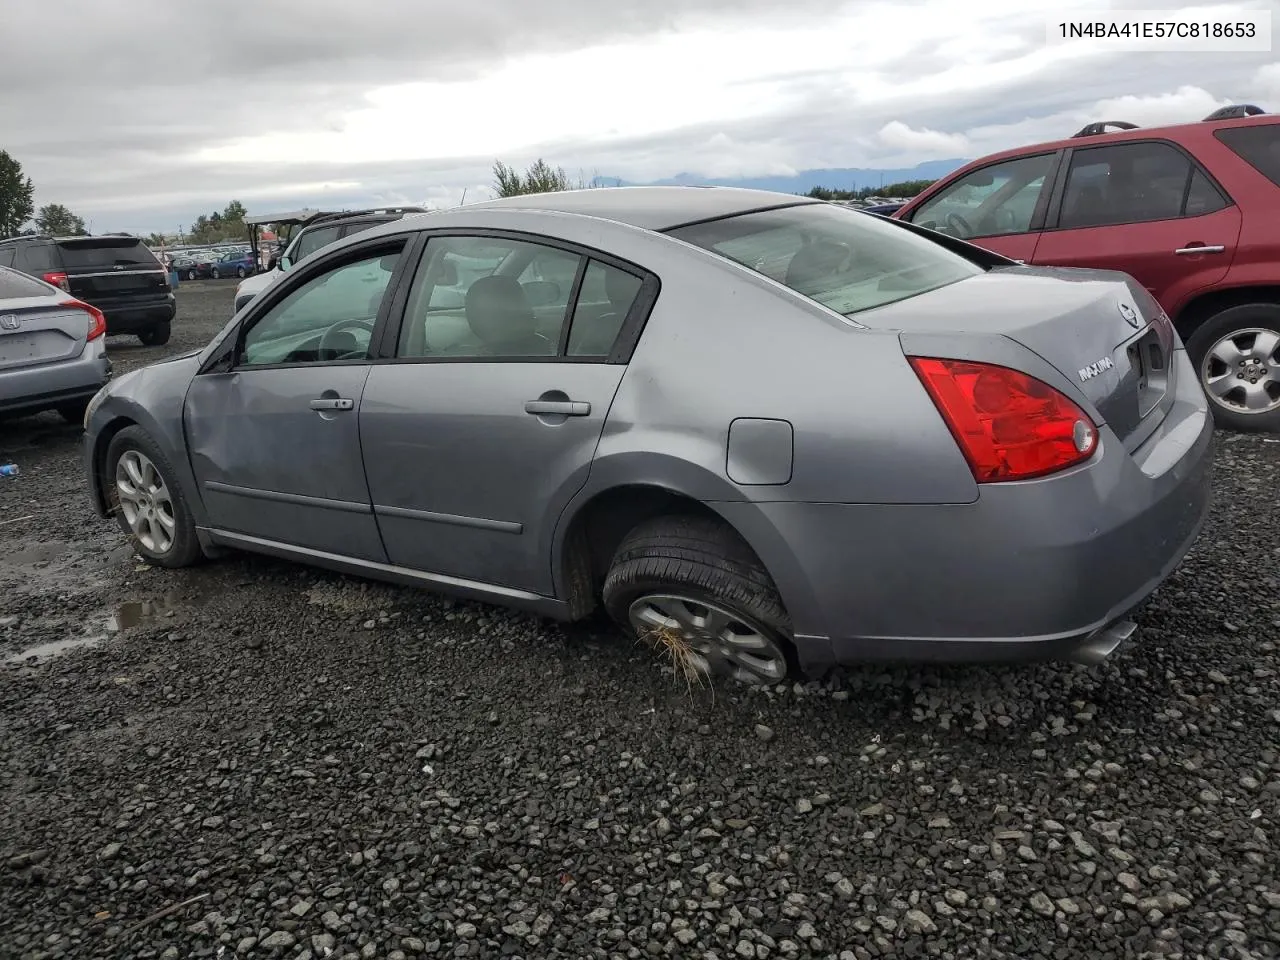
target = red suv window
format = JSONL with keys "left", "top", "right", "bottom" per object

{"left": 1214, "top": 123, "right": 1280, "bottom": 188}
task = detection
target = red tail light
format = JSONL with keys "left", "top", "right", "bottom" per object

{"left": 909, "top": 357, "right": 1099, "bottom": 482}
{"left": 61, "top": 298, "right": 107, "bottom": 341}
{"left": 42, "top": 271, "right": 70, "bottom": 292}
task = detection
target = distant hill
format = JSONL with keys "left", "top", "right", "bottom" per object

{"left": 593, "top": 159, "right": 970, "bottom": 194}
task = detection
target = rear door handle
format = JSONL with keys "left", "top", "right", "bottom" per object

{"left": 1174, "top": 244, "right": 1226, "bottom": 255}
{"left": 310, "top": 397, "right": 354, "bottom": 411}
{"left": 525, "top": 399, "right": 590, "bottom": 416}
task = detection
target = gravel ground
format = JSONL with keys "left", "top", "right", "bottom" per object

{"left": 1, "top": 281, "right": 1279, "bottom": 960}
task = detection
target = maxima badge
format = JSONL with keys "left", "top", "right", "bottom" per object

{"left": 1079, "top": 356, "right": 1115, "bottom": 382}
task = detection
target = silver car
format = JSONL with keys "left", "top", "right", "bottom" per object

{"left": 0, "top": 266, "right": 112, "bottom": 422}
{"left": 81, "top": 187, "right": 1214, "bottom": 683}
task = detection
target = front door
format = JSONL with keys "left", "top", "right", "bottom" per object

{"left": 360, "top": 233, "right": 649, "bottom": 595}
{"left": 185, "top": 239, "right": 411, "bottom": 560}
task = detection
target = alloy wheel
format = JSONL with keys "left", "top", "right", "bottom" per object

{"left": 114, "top": 449, "right": 176, "bottom": 555}
{"left": 1200, "top": 327, "right": 1280, "bottom": 415}
{"left": 627, "top": 593, "right": 788, "bottom": 685}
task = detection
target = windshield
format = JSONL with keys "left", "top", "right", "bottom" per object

{"left": 668, "top": 203, "right": 982, "bottom": 317}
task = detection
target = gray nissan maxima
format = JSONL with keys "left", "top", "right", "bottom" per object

{"left": 81, "top": 186, "right": 1213, "bottom": 683}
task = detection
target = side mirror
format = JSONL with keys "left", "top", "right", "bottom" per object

{"left": 278, "top": 255, "right": 290, "bottom": 271}
{"left": 522, "top": 280, "right": 561, "bottom": 307}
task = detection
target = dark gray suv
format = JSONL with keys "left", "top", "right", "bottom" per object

{"left": 0, "top": 234, "right": 175, "bottom": 345}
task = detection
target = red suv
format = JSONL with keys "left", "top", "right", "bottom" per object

{"left": 894, "top": 105, "right": 1280, "bottom": 432}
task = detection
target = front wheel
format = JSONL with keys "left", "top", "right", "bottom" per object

{"left": 1186, "top": 303, "right": 1280, "bottom": 432}
{"left": 187, "top": 269, "right": 197, "bottom": 281}
{"left": 105, "top": 426, "right": 202, "bottom": 567}
{"left": 602, "top": 514, "right": 795, "bottom": 686}
{"left": 211, "top": 268, "right": 221, "bottom": 280}
{"left": 236, "top": 267, "right": 247, "bottom": 278}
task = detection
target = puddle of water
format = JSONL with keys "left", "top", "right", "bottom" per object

{"left": 107, "top": 598, "right": 176, "bottom": 632}
{"left": 4, "top": 635, "right": 103, "bottom": 665}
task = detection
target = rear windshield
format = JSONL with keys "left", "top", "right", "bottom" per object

{"left": 0, "top": 267, "right": 56, "bottom": 299}
{"left": 56, "top": 238, "right": 159, "bottom": 269}
{"left": 668, "top": 203, "right": 983, "bottom": 317}
{"left": 1214, "top": 122, "right": 1280, "bottom": 188}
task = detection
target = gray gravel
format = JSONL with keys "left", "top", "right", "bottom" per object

{"left": 2, "top": 281, "right": 1279, "bottom": 960}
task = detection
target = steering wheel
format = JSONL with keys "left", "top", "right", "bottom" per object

{"left": 318, "top": 317, "right": 375, "bottom": 360}
{"left": 944, "top": 212, "right": 974, "bottom": 237}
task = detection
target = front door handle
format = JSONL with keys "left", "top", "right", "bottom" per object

{"left": 310, "top": 397, "right": 354, "bottom": 411}
{"left": 1174, "top": 244, "right": 1226, "bottom": 255}
{"left": 525, "top": 399, "right": 590, "bottom": 416}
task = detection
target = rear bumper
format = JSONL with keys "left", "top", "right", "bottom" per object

{"left": 0, "top": 341, "right": 112, "bottom": 416}
{"left": 98, "top": 296, "right": 176, "bottom": 334}
{"left": 719, "top": 348, "right": 1215, "bottom": 671}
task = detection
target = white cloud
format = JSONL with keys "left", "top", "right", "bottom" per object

{"left": 876, "top": 122, "right": 970, "bottom": 157}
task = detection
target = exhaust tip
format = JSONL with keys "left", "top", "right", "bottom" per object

{"left": 1070, "top": 619, "right": 1138, "bottom": 665}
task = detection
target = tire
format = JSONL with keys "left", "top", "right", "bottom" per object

{"left": 1185, "top": 302, "right": 1280, "bottom": 433}
{"left": 187, "top": 269, "right": 197, "bottom": 281}
{"left": 602, "top": 514, "right": 795, "bottom": 685}
{"left": 236, "top": 267, "right": 247, "bottom": 279}
{"left": 211, "top": 268, "right": 221, "bottom": 280}
{"left": 105, "top": 425, "right": 202, "bottom": 568}
{"left": 56, "top": 399, "right": 89, "bottom": 425}
{"left": 138, "top": 321, "right": 171, "bottom": 346}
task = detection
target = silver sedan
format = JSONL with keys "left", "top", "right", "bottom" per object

{"left": 81, "top": 187, "right": 1214, "bottom": 683}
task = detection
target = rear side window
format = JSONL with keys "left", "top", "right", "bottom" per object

{"left": 1057, "top": 141, "right": 1225, "bottom": 228}
{"left": 55, "top": 239, "right": 158, "bottom": 269}
{"left": 0, "top": 247, "right": 14, "bottom": 267}
{"left": 668, "top": 203, "right": 982, "bottom": 317}
{"left": 0, "top": 267, "right": 55, "bottom": 299}
{"left": 290, "top": 225, "right": 342, "bottom": 263}
{"left": 1214, "top": 123, "right": 1280, "bottom": 188}
{"left": 17, "top": 244, "right": 56, "bottom": 272}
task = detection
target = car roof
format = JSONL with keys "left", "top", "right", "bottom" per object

{"left": 464, "top": 186, "right": 819, "bottom": 231}
{"left": 945, "top": 112, "right": 1277, "bottom": 172}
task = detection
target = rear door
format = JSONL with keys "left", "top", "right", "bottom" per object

{"left": 359, "top": 232, "right": 653, "bottom": 595}
{"left": 1031, "top": 140, "right": 1242, "bottom": 314}
{"left": 53, "top": 237, "right": 170, "bottom": 304}
{"left": 899, "top": 151, "right": 1061, "bottom": 263}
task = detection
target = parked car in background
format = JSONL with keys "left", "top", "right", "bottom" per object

{"left": 0, "top": 233, "right": 176, "bottom": 345}
{"left": 84, "top": 186, "right": 1212, "bottom": 685}
{"left": 211, "top": 250, "right": 256, "bottom": 280}
{"left": 233, "top": 207, "right": 428, "bottom": 314}
{"left": 0, "top": 266, "right": 112, "bottom": 422}
{"left": 895, "top": 104, "right": 1280, "bottom": 431}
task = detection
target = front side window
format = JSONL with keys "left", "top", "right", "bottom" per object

{"left": 669, "top": 202, "right": 982, "bottom": 317}
{"left": 908, "top": 153, "right": 1055, "bottom": 239}
{"left": 288, "top": 225, "right": 342, "bottom": 266}
{"left": 241, "top": 248, "right": 403, "bottom": 366}
{"left": 397, "top": 235, "right": 581, "bottom": 358}
{"left": 1057, "top": 141, "right": 1210, "bottom": 228}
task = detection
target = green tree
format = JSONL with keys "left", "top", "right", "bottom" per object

{"left": 805, "top": 178, "right": 937, "bottom": 202}
{"left": 187, "top": 200, "right": 249, "bottom": 243}
{"left": 492, "top": 158, "right": 573, "bottom": 197}
{"left": 35, "top": 203, "right": 87, "bottom": 236}
{"left": 0, "top": 150, "right": 35, "bottom": 238}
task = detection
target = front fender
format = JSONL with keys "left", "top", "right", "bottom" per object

{"left": 84, "top": 355, "right": 205, "bottom": 524}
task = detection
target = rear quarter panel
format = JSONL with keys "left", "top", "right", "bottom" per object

{"left": 1193, "top": 122, "right": 1280, "bottom": 293}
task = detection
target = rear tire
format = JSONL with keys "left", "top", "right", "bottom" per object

{"left": 602, "top": 514, "right": 796, "bottom": 685}
{"left": 138, "top": 321, "right": 171, "bottom": 346}
{"left": 211, "top": 268, "right": 221, "bottom": 280}
{"left": 1185, "top": 302, "right": 1280, "bottom": 433}
{"left": 236, "top": 267, "right": 247, "bottom": 278}
{"left": 105, "top": 426, "right": 202, "bottom": 568}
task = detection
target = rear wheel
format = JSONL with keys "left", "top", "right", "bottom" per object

{"left": 236, "top": 266, "right": 247, "bottom": 278}
{"left": 211, "top": 268, "right": 221, "bottom": 280}
{"left": 1186, "top": 303, "right": 1280, "bottom": 432}
{"left": 105, "top": 426, "right": 201, "bottom": 567}
{"left": 186, "top": 269, "right": 197, "bottom": 281}
{"left": 138, "top": 321, "right": 171, "bottom": 346}
{"left": 602, "top": 514, "right": 794, "bottom": 685}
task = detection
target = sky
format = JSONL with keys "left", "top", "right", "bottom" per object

{"left": 1, "top": 0, "right": 1276, "bottom": 235}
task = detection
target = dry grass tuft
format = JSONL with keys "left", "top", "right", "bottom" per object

{"left": 640, "top": 624, "right": 710, "bottom": 696}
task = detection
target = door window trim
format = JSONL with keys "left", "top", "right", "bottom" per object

{"left": 904, "top": 150, "right": 1063, "bottom": 239}
{"left": 198, "top": 232, "right": 423, "bottom": 375}
{"left": 1041, "top": 137, "right": 1235, "bottom": 232}
{"left": 375, "top": 227, "right": 661, "bottom": 366}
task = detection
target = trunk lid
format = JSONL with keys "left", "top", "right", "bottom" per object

{"left": 55, "top": 237, "right": 169, "bottom": 301}
{"left": 872, "top": 265, "right": 1177, "bottom": 446}
{"left": 0, "top": 298, "right": 90, "bottom": 373}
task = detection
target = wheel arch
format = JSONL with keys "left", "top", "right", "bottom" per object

{"left": 1172, "top": 284, "right": 1280, "bottom": 341}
